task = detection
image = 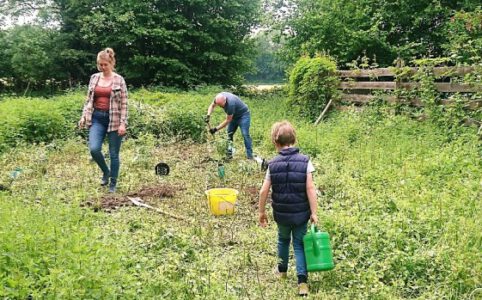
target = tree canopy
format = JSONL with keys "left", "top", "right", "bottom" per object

{"left": 266, "top": 0, "right": 481, "bottom": 67}
{"left": 0, "top": 0, "right": 261, "bottom": 88}
{"left": 1, "top": 0, "right": 480, "bottom": 91}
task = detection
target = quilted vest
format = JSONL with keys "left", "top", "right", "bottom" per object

{"left": 269, "top": 147, "right": 310, "bottom": 226}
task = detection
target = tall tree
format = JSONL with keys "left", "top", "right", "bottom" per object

{"left": 4, "top": 25, "right": 64, "bottom": 91}
{"left": 1, "top": 0, "right": 261, "bottom": 87}
{"left": 245, "top": 31, "right": 287, "bottom": 83}
{"left": 266, "top": 0, "right": 480, "bottom": 67}
{"left": 78, "top": 0, "right": 260, "bottom": 86}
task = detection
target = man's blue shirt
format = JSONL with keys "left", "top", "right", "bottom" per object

{"left": 220, "top": 92, "right": 249, "bottom": 119}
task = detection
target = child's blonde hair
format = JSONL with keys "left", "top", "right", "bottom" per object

{"left": 271, "top": 121, "right": 296, "bottom": 147}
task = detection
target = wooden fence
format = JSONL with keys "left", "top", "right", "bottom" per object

{"left": 337, "top": 66, "right": 482, "bottom": 109}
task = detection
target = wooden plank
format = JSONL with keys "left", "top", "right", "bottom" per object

{"left": 340, "top": 94, "right": 397, "bottom": 103}
{"left": 467, "top": 100, "right": 482, "bottom": 109}
{"left": 127, "top": 197, "right": 191, "bottom": 222}
{"left": 463, "top": 118, "right": 481, "bottom": 127}
{"left": 433, "top": 66, "right": 475, "bottom": 77}
{"left": 341, "top": 94, "right": 481, "bottom": 110}
{"left": 434, "top": 83, "right": 481, "bottom": 93}
{"left": 339, "top": 68, "right": 395, "bottom": 78}
{"left": 340, "top": 81, "right": 396, "bottom": 90}
{"left": 440, "top": 99, "right": 482, "bottom": 110}
{"left": 399, "top": 82, "right": 482, "bottom": 92}
{"left": 338, "top": 66, "right": 476, "bottom": 78}
{"left": 314, "top": 99, "right": 334, "bottom": 125}
{"left": 341, "top": 94, "right": 423, "bottom": 106}
{"left": 340, "top": 81, "right": 481, "bottom": 92}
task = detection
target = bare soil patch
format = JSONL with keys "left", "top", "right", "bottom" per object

{"left": 84, "top": 183, "right": 180, "bottom": 212}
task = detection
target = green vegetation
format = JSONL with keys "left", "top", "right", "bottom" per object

{"left": 1, "top": 1, "right": 481, "bottom": 298}
{"left": 1, "top": 89, "right": 480, "bottom": 299}
{"left": 267, "top": 0, "right": 481, "bottom": 67}
{"left": 245, "top": 31, "right": 287, "bottom": 84}
{"left": 288, "top": 55, "right": 339, "bottom": 121}
{"left": 0, "top": 0, "right": 261, "bottom": 90}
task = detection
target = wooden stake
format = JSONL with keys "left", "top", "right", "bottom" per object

{"left": 315, "top": 99, "right": 334, "bottom": 125}
{"left": 127, "top": 196, "right": 190, "bottom": 222}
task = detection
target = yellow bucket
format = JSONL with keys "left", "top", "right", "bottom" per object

{"left": 205, "top": 188, "right": 238, "bottom": 216}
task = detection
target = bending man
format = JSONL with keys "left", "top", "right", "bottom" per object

{"left": 205, "top": 92, "right": 253, "bottom": 159}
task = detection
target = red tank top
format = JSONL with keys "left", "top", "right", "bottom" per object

{"left": 94, "top": 84, "right": 112, "bottom": 111}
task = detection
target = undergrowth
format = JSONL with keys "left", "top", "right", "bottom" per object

{"left": 0, "top": 89, "right": 480, "bottom": 299}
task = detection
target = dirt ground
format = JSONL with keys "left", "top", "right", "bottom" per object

{"left": 84, "top": 183, "right": 180, "bottom": 212}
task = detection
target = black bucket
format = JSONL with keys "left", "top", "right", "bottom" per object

{"left": 155, "top": 162, "right": 170, "bottom": 176}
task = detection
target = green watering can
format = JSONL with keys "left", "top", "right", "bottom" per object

{"left": 303, "top": 224, "right": 335, "bottom": 272}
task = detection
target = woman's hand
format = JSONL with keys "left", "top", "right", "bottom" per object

{"left": 259, "top": 212, "right": 268, "bottom": 227}
{"left": 78, "top": 118, "right": 85, "bottom": 129}
{"left": 118, "top": 123, "right": 126, "bottom": 136}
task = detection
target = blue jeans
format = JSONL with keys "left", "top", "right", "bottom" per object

{"left": 227, "top": 112, "right": 253, "bottom": 159}
{"left": 88, "top": 110, "right": 123, "bottom": 182}
{"left": 277, "top": 222, "right": 308, "bottom": 277}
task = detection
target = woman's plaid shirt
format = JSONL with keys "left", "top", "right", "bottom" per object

{"left": 80, "top": 72, "right": 128, "bottom": 132}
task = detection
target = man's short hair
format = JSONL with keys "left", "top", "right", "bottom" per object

{"left": 271, "top": 121, "right": 296, "bottom": 146}
{"left": 214, "top": 93, "right": 226, "bottom": 105}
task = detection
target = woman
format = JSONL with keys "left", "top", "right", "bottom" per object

{"left": 79, "top": 48, "right": 128, "bottom": 193}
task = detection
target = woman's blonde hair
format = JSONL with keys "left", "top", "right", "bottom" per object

{"left": 96, "top": 48, "right": 116, "bottom": 71}
{"left": 271, "top": 121, "right": 296, "bottom": 146}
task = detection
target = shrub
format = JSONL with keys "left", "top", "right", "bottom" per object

{"left": 0, "top": 97, "right": 79, "bottom": 151}
{"left": 443, "top": 8, "right": 482, "bottom": 64}
{"left": 127, "top": 101, "right": 165, "bottom": 139}
{"left": 160, "top": 108, "right": 206, "bottom": 143}
{"left": 288, "top": 55, "right": 340, "bottom": 121}
{"left": 0, "top": 90, "right": 209, "bottom": 152}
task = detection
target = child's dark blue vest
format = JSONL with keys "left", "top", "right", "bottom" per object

{"left": 269, "top": 147, "right": 311, "bottom": 226}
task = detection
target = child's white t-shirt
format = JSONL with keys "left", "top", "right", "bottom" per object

{"left": 264, "top": 161, "right": 315, "bottom": 181}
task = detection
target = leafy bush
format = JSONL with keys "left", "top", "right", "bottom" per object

{"left": 0, "top": 97, "right": 80, "bottom": 151}
{"left": 128, "top": 89, "right": 208, "bottom": 143}
{"left": 127, "top": 101, "right": 165, "bottom": 140}
{"left": 444, "top": 8, "right": 482, "bottom": 64}
{"left": 160, "top": 108, "right": 206, "bottom": 143}
{"left": 288, "top": 55, "right": 340, "bottom": 121}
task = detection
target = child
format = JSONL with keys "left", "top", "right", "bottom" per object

{"left": 258, "top": 121, "right": 318, "bottom": 297}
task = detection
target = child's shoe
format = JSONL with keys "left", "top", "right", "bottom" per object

{"left": 298, "top": 283, "right": 308, "bottom": 297}
{"left": 273, "top": 266, "right": 287, "bottom": 280}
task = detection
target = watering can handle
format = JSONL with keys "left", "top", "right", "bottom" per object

{"left": 310, "top": 224, "right": 320, "bottom": 256}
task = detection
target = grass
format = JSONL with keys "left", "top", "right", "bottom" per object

{"left": 0, "top": 89, "right": 481, "bottom": 299}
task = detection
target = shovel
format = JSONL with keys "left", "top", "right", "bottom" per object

{"left": 205, "top": 121, "right": 226, "bottom": 182}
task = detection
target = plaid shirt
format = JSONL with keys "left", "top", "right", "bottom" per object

{"left": 81, "top": 72, "right": 128, "bottom": 132}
